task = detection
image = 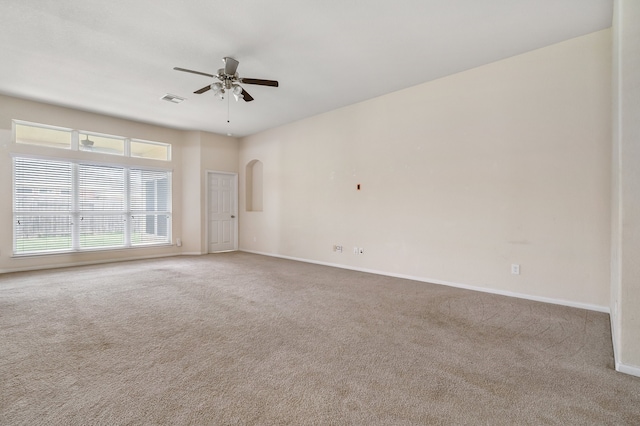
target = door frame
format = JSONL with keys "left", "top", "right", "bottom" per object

{"left": 205, "top": 170, "right": 238, "bottom": 253}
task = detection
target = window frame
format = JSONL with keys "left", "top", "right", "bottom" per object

{"left": 13, "top": 120, "right": 172, "bottom": 161}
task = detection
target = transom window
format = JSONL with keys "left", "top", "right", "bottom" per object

{"left": 14, "top": 120, "right": 171, "bottom": 161}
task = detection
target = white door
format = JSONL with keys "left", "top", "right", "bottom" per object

{"left": 207, "top": 172, "right": 237, "bottom": 252}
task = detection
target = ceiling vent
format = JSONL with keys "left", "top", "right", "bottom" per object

{"left": 161, "top": 94, "right": 185, "bottom": 104}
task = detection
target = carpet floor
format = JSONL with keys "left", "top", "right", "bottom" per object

{"left": 1, "top": 252, "right": 639, "bottom": 425}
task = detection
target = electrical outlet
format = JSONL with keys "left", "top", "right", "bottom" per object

{"left": 511, "top": 264, "right": 520, "bottom": 275}
{"left": 353, "top": 247, "right": 358, "bottom": 254}
{"left": 359, "top": 248, "right": 364, "bottom": 254}
{"left": 333, "top": 245, "right": 343, "bottom": 253}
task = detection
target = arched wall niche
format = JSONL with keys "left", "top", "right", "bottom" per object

{"left": 246, "top": 159, "right": 263, "bottom": 212}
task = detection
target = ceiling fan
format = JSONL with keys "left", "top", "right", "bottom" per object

{"left": 174, "top": 57, "right": 278, "bottom": 102}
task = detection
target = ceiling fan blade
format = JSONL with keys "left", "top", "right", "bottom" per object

{"left": 240, "top": 78, "right": 279, "bottom": 87}
{"left": 174, "top": 67, "right": 215, "bottom": 78}
{"left": 224, "top": 57, "right": 239, "bottom": 75}
{"left": 194, "top": 85, "right": 211, "bottom": 94}
{"left": 241, "top": 88, "right": 254, "bottom": 102}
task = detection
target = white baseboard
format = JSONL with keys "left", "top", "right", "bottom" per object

{"left": 616, "top": 362, "right": 640, "bottom": 378}
{"left": 240, "top": 250, "right": 610, "bottom": 314}
{"left": 610, "top": 315, "right": 619, "bottom": 371}
{"left": 1, "top": 252, "right": 181, "bottom": 274}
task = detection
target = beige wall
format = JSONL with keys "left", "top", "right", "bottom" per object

{"left": 611, "top": 0, "right": 640, "bottom": 375}
{"left": 181, "top": 130, "right": 239, "bottom": 254}
{"left": 0, "top": 95, "right": 238, "bottom": 272}
{"left": 180, "top": 131, "right": 204, "bottom": 254}
{"left": 239, "top": 29, "right": 612, "bottom": 310}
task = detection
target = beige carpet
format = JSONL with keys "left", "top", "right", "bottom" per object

{"left": 1, "top": 252, "right": 639, "bottom": 425}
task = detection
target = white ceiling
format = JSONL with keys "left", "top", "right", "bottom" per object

{"left": 0, "top": 0, "right": 612, "bottom": 137}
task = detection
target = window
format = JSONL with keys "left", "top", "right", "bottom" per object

{"left": 129, "top": 169, "right": 171, "bottom": 245}
{"left": 131, "top": 139, "right": 171, "bottom": 161}
{"left": 79, "top": 133, "right": 125, "bottom": 155}
{"left": 14, "top": 158, "right": 73, "bottom": 253}
{"left": 14, "top": 120, "right": 171, "bottom": 161}
{"left": 15, "top": 123, "right": 72, "bottom": 149}
{"left": 13, "top": 157, "right": 172, "bottom": 255}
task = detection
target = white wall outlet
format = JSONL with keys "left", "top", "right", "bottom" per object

{"left": 333, "top": 245, "right": 343, "bottom": 253}
{"left": 353, "top": 247, "right": 358, "bottom": 254}
{"left": 511, "top": 264, "right": 520, "bottom": 275}
{"left": 359, "top": 248, "right": 364, "bottom": 254}
{"left": 176, "top": 238, "right": 182, "bottom": 247}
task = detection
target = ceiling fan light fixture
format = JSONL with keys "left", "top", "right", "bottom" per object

{"left": 232, "top": 84, "right": 244, "bottom": 101}
{"left": 211, "top": 82, "right": 224, "bottom": 94}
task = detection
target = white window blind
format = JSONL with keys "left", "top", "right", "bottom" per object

{"left": 13, "top": 157, "right": 171, "bottom": 255}
{"left": 78, "top": 164, "right": 126, "bottom": 249}
{"left": 129, "top": 169, "right": 171, "bottom": 246}
{"left": 14, "top": 158, "right": 73, "bottom": 253}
